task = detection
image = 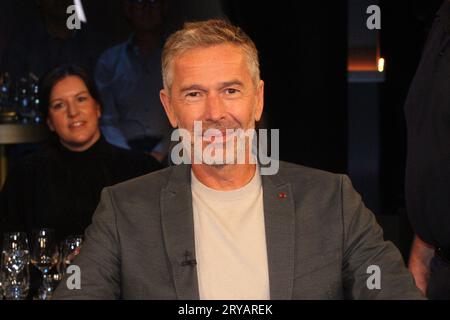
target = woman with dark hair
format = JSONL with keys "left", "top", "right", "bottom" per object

{"left": 0, "top": 65, "right": 162, "bottom": 242}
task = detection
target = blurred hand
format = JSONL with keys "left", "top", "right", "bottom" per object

{"left": 408, "top": 235, "right": 434, "bottom": 295}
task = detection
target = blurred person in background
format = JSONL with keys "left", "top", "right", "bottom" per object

{"left": 95, "top": 0, "right": 172, "bottom": 163}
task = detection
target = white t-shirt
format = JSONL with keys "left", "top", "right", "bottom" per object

{"left": 191, "top": 168, "right": 270, "bottom": 300}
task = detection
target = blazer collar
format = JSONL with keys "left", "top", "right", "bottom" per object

{"left": 160, "top": 164, "right": 199, "bottom": 300}
{"left": 262, "top": 172, "right": 296, "bottom": 300}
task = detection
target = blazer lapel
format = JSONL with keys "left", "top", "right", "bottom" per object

{"left": 160, "top": 164, "right": 199, "bottom": 300}
{"left": 262, "top": 172, "right": 296, "bottom": 300}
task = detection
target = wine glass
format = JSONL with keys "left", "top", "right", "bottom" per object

{"left": 55, "top": 235, "right": 83, "bottom": 285}
{"left": 2, "top": 232, "right": 30, "bottom": 300}
{"left": 60, "top": 235, "right": 83, "bottom": 275}
{"left": 30, "top": 229, "right": 59, "bottom": 300}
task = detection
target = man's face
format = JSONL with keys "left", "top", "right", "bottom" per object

{"left": 160, "top": 44, "right": 264, "bottom": 163}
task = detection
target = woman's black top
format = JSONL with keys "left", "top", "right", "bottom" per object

{"left": 0, "top": 135, "right": 162, "bottom": 243}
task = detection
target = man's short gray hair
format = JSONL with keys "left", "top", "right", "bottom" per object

{"left": 162, "top": 19, "right": 260, "bottom": 91}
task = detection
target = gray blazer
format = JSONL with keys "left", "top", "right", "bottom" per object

{"left": 53, "top": 162, "right": 424, "bottom": 299}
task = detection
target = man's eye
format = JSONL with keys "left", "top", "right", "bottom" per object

{"left": 225, "top": 88, "right": 239, "bottom": 94}
{"left": 186, "top": 92, "right": 201, "bottom": 98}
{"left": 77, "top": 96, "right": 87, "bottom": 102}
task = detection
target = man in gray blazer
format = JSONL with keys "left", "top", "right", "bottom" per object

{"left": 54, "top": 19, "right": 423, "bottom": 300}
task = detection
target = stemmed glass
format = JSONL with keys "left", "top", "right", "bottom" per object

{"left": 59, "top": 235, "right": 83, "bottom": 275}
{"left": 1, "top": 232, "right": 30, "bottom": 300}
{"left": 30, "top": 229, "right": 59, "bottom": 300}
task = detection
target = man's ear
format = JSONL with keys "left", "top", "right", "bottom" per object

{"left": 46, "top": 116, "right": 55, "bottom": 132}
{"left": 160, "top": 89, "right": 178, "bottom": 128}
{"left": 254, "top": 80, "right": 264, "bottom": 122}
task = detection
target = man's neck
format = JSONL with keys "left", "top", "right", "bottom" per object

{"left": 133, "top": 30, "right": 162, "bottom": 57}
{"left": 191, "top": 164, "right": 257, "bottom": 191}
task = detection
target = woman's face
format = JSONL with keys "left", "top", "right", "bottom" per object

{"left": 47, "top": 76, "right": 101, "bottom": 152}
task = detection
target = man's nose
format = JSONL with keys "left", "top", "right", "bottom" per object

{"left": 205, "top": 93, "right": 226, "bottom": 121}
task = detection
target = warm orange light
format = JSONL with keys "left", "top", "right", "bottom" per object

{"left": 378, "top": 58, "right": 385, "bottom": 72}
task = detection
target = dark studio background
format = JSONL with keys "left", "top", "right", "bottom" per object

{"left": 0, "top": 0, "right": 445, "bottom": 261}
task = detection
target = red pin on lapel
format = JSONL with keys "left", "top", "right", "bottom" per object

{"left": 278, "top": 192, "right": 287, "bottom": 199}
